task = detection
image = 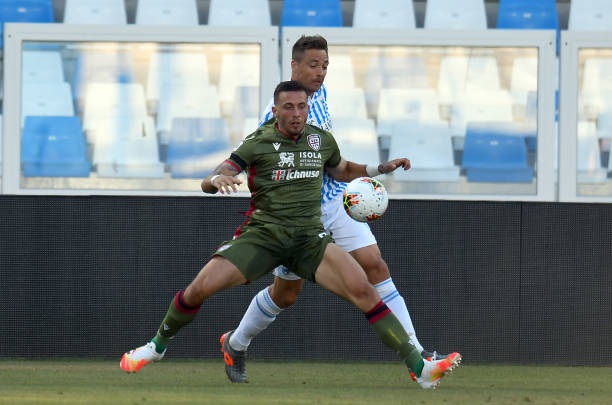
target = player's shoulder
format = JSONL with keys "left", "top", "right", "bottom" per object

{"left": 244, "top": 120, "right": 275, "bottom": 140}
{"left": 305, "top": 122, "right": 333, "bottom": 139}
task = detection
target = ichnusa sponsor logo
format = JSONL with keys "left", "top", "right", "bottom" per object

{"left": 271, "top": 169, "right": 320, "bottom": 181}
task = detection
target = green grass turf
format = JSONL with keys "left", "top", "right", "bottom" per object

{"left": 0, "top": 360, "right": 610, "bottom": 405}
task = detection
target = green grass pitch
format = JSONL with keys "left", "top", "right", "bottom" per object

{"left": 0, "top": 360, "right": 610, "bottom": 405}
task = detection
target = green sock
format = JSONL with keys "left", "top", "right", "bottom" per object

{"left": 151, "top": 293, "right": 199, "bottom": 353}
{"left": 368, "top": 305, "right": 424, "bottom": 377}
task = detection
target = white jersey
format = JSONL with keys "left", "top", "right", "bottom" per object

{"left": 259, "top": 84, "right": 347, "bottom": 204}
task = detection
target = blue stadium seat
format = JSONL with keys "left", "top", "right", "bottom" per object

{"left": 21, "top": 116, "right": 91, "bottom": 177}
{"left": 166, "top": 118, "right": 232, "bottom": 178}
{"left": 281, "top": 0, "right": 343, "bottom": 27}
{"left": 496, "top": 0, "right": 559, "bottom": 51}
{"left": 497, "top": 0, "right": 559, "bottom": 29}
{"left": 0, "top": 0, "right": 54, "bottom": 48}
{"left": 462, "top": 123, "right": 534, "bottom": 183}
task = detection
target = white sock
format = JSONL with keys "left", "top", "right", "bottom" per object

{"left": 374, "top": 278, "right": 425, "bottom": 353}
{"left": 230, "top": 287, "right": 283, "bottom": 351}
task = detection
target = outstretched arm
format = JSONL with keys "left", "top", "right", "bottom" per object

{"left": 201, "top": 160, "right": 243, "bottom": 195}
{"left": 326, "top": 157, "right": 411, "bottom": 183}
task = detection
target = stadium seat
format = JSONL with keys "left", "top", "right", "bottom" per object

{"left": 327, "top": 87, "right": 368, "bottom": 119}
{"left": 93, "top": 116, "right": 164, "bottom": 178}
{"left": 450, "top": 89, "right": 513, "bottom": 137}
{"left": 365, "top": 55, "right": 428, "bottom": 114}
{"left": 146, "top": 51, "right": 210, "bottom": 113}
{"left": 218, "top": 53, "right": 260, "bottom": 115}
{"left": 462, "top": 123, "right": 534, "bottom": 182}
{"left": 72, "top": 48, "right": 135, "bottom": 111}
{"left": 208, "top": 0, "right": 271, "bottom": 26}
{"left": 352, "top": 0, "right": 416, "bottom": 29}
{"left": 22, "top": 51, "right": 64, "bottom": 83}
{"left": 82, "top": 83, "right": 148, "bottom": 136}
{"left": 581, "top": 58, "right": 612, "bottom": 119}
{"left": 437, "top": 56, "right": 501, "bottom": 106}
{"left": 467, "top": 121, "right": 536, "bottom": 151}
{"left": 389, "top": 120, "right": 460, "bottom": 182}
{"left": 510, "top": 56, "right": 538, "bottom": 106}
{"left": 229, "top": 85, "right": 260, "bottom": 141}
{"left": 497, "top": 0, "right": 559, "bottom": 29}
{"left": 437, "top": 56, "right": 469, "bottom": 105}
{"left": 21, "top": 116, "right": 91, "bottom": 177}
{"left": 332, "top": 118, "right": 380, "bottom": 165}
{"left": 166, "top": 118, "right": 233, "bottom": 178}
{"left": 0, "top": 0, "right": 54, "bottom": 48}
{"left": 569, "top": 0, "right": 612, "bottom": 31}
{"left": 496, "top": 0, "right": 559, "bottom": 51}
{"left": 377, "top": 88, "right": 441, "bottom": 137}
{"left": 281, "top": 0, "right": 343, "bottom": 27}
{"left": 135, "top": 0, "right": 198, "bottom": 26}
{"left": 156, "top": 83, "right": 222, "bottom": 143}
{"left": 424, "top": 0, "right": 487, "bottom": 29}
{"left": 22, "top": 82, "right": 75, "bottom": 126}
{"left": 63, "top": 0, "right": 127, "bottom": 24}
{"left": 576, "top": 121, "right": 607, "bottom": 183}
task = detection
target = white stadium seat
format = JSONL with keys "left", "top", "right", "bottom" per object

{"left": 136, "top": 0, "right": 199, "bottom": 26}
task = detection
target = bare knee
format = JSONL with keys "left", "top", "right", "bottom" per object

{"left": 269, "top": 277, "right": 304, "bottom": 308}
{"left": 350, "top": 245, "right": 391, "bottom": 284}
{"left": 348, "top": 281, "right": 381, "bottom": 312}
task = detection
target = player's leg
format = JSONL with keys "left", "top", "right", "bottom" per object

{"left": 120, "top": 256, "right": 247, "bottom": 373}
{"left": 350, "top": 243, "right": 426, "bottom": 353}
{"left": 230, "top": 271, "right": 303, "bottom": 351}
{"left": 312, "top": 244, "right": 422, "bottom": 369}
{"left": 324, "top": 197, "right": 427, "bottom": 354}
{"left": 313, "top": 243, "right": 461, "bottom": 389}
{"left": 221, "top": 270, "right": 304, "bottom": 382}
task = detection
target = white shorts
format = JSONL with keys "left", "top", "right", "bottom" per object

{"left": 273, "top": 196, "right": 377, "bottom": 280}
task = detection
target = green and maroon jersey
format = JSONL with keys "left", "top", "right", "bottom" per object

{"left": 228, "top": 121, "right": 341, "bottom": 227}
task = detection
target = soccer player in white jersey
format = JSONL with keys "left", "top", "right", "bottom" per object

{"left": 221, "top": 35, "right": 448, "bottom": 383}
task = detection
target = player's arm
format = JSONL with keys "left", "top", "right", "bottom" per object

{"left": 201, "top": 156, "right": 245, "bottom": 195}
{"left": 326, "top": 157, "right": 411, "bottom": 182}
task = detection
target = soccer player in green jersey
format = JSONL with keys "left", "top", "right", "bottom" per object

{"left": 120, "top": 80, "right": 462, "bottom": 389}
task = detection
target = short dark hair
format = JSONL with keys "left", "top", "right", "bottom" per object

{"left": 292, "top": 35, "right": 328, "bottom": 61}
{"left": 273, "top": 80, "right": 308, "bottom": 104}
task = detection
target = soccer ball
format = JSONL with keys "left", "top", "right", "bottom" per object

{"left": 343, "top": 177, "right": 389, "bottom": 223}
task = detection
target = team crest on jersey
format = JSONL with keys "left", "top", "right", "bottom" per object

{"left": 307, "top": 134, "right": 321, "bottom": 151}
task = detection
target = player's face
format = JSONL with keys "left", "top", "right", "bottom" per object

{"left": 272, "top": 90, "right": 309, "bottom": 137}
{"left": 291, "top": 49, "right": 329, "bottom": 95}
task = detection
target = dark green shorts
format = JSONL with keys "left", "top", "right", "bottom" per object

{"left": 214, "top": 221, "right": 333, "bottom": 283}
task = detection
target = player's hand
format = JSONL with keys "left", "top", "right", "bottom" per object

{"left": 211, "top": 175, "right": 243, "bottom": 194}
{"left": 378, "top": 158, "right": 411, "bottom": 174}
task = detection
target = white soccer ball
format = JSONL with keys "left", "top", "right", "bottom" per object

{"left": 343, "top": 177, "right": 389, "bottom": 223}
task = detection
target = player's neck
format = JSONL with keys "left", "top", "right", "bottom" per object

{"left": 275, "top": 123, "right": 302, "bottom": 142}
